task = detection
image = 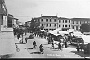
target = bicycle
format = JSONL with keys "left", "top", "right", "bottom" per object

{"left": 15, "top": 43, "right": 20, "bottom": 52}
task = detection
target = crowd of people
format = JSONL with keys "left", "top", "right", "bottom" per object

{"left": 13, "top": 26, "right": 25, "bottom": 43}
{"left": 31, "top": 30, "right": 70, "bottom": 51}
{"left": 13, "top": 25, "right": 89, "bottom": 54}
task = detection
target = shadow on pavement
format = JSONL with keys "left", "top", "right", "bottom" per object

{"left": 25, "top": 48, "right": 33, "bottom": 49}
{"left": 0, "top": 54, "right": 14, "bottom": 59}
{"left": 51, "top": 48, "right": 62, "bottom": 51}
{"left": 71, "top": 51, "right": 90, "bottom": 57}
{"left": 30, "top": 52, "right": 41, "bottom": 54}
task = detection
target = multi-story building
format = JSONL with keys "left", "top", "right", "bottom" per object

{"left": 0, "top": 0, "right": 19, "bottom": 32}
{"left": 71, "top": 18, "right": 90, "bottom": 30}
{"left": 30, "top": 15, "right": 90, "bottom": 32}
{"left": 58, "top": 17, "right": 72, "bottom": 31}
{"left": 25, "top": 21, "right": 31, "bottom": 27}
{"left": 0, "top": 0, "right": 7, "bottom": 31}
{"left": 39, "top": 16, "right": 58, "bottom": 31}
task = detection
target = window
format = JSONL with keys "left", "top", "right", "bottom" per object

{"left": 50, "top": 19, "right": 51, "bottom": 22}
{"left": 41, "top": 19, "right": 43, "bottom": 22}
{"left": 63, "top": 25, "right": 64, "bottom": 27}
{"left": 73, "top": 21, "right": 74, "bottom": 24}
{"left": 65, "top": 25, "right": 67, "bottom": 27}
{"left": 65, "top": 20, "right": 67, "bottom": 23}
{"left": 76, "top": 21, "right": 78, "bottom": 24}
{"left": 54, "top": 19, "right": 56, "bottom": 22}
{"left": 73, "top": 26, "right": 74, "bottom": 29}
{"left": 7, "top": 17, "right": 12, "bottom": 27}
{"left": 42, "top": 24, "right": 43, "bottom": 26}
{"left": 38, "top": 19, "right": 39, "bottom": 22}
{"left": 69, "top": 20, "right": 70, "bottom": 23}
{"left": 46, "top": 24, "right": 48, "bottom": 27}
{"left": 54, "top": 24, "right": 56, "bottom": 27}
{"left": 1, "top": 15, "right": 3, "bottom": 25}
{"left": 80, "top": 21, "right": 81, "bottom": 24}
{"left": 76, "top": 26, "right": 78, "bottom": 30}
{"left": 59, "top": 20, "right": 61, "bottom": 23}
{"left": 59, "top": 25, "right": 60, "bottom": 27}
{"left": 63, "top": 20, "right": 64, "bottom": 23}
{"left": 46, "top": 19, "right": 48, "bottom": 22}
{"left": 84, "top": 21, "right": 85, "bottom": 23}
{"left": 69, "top": 25, "right": 70, "bottom": 27}
{"left": 50, "top": 24, "right": 51, "bottom": 27}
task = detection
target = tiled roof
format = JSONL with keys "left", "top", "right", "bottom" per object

{"left": 58, "top": 17, "right": 69, "bottom": 20}
{"left": 71, "top": 18, "right": 90, "bottom": 21}
{"left": 39, "top": 16, "right": 58, "bottom": 18}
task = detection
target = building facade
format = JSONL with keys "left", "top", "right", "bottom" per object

{"left": 30, "top": 16, "right": 90, "bottom": 32}
{"left": 0, "top": 0, "right": 7, "bottom": 32}
{"left": 0, "top": 0, "right": 19, "bottom": 32}
{"left": 71, "top": 18, "right": 90, "bottom": 30}
{"left": 39, "top": 16, "right": 58, "bottom": 31}
{"left": 58, "top": 17, "right": 72, "bottom": 31}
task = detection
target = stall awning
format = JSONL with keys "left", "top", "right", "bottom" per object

{"left": 81, "top": 35, "right": 90, "bottom": 44}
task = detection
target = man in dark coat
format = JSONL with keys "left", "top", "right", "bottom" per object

{"left": 58, "top": 42, "right": 62, "bottom": 50}
{"left": 33, "top": 41, "right": 37, "bottom": 48}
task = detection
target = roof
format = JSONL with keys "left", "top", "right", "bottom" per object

{"left": 71, "top": 18, "right": 90, "bottom": 21}
{"left": 39, "top": 16, "right": 58, "bottom": 18}
{"left": 13, "top": 18, "right": 18, "bottom": 20}
{"left": 58, "top": 17, "right": 70, "bottom": 20}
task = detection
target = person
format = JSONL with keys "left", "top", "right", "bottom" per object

{"left": 64, "top": 41, "right": 67, "bottom": 48}
{"left": 58, "top": 42, "right": 62, "bottom": 50}
{"left": 33, "top": 41, "right": 37, "bottom": 48}
{"left": 13, "top": 28, "right": 16, "bottom": 36}
{"left": 52, "top": 42, "right": 54, "bottom": 49}
{"left": 76, "top": 43, "right": 80, "bottom": 52}
{"left": 39, "top": 44, "right": 44, "bottom": 54}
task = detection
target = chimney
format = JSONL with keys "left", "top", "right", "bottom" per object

{"left": 41, "top": 14, "right": 43, "bottom": 17}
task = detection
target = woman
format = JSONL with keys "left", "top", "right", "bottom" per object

{"left": 39, "top": 44, "right": 44, "bottom": 54}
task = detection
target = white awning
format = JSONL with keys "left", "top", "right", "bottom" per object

{"left": 81, "top": 35, "right": 90, "bottom": 44}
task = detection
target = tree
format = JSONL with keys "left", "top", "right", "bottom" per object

{"left": 29, "top": 18, "right": 40, "bottom": 32}
{"left": 80, "top": 23, "right": 90, "bottom": 33}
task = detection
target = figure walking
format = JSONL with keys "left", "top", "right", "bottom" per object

{"left": 39, "top": 44, "right": 44, "bottom": 54}
{"left": 52, "top": 42, "right": 54, "bottom": 49}
{"left": 58, "top": 42, "right": 62, "bottom": 50}
{"left": 33, "top": 41, "right": 37, "bottom": 48}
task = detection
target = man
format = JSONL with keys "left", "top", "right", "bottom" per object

{"left": 33, "top": 41, "right": 37, "bottom": 48}
{"left": 39, "top": 44, "right": 44, "bottom": 54}
{"left": 58, "top": 42, "right": 62, "bottom": 50}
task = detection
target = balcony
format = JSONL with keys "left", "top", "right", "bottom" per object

{"left": 0, "top": 8, "right": 7, "bottom": 15}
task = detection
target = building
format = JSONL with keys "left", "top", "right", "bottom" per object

{"left": 0, "top": 0, "right": 7, "bottom": 32}
{"left": 58, "top": 17, "right": 72, "bottom": 31}
{"left": 25, "top": 21, "right": 31, "bottom": 27}
{"left": 0, "top": 0, "right": 19, "bottom": 32}
{"left": 71, "top": 18, "right": 90, "bottom": 30}
{"left": 31, "top": 16, "right": 90, "bottom": 32}
{"left": 38, "top": 16, "right": 58, "bottom": 31}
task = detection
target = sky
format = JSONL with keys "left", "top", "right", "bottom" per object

{"left": 5, "top": 0, "right": 90, "bottom": 23}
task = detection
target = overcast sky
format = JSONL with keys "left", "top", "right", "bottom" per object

{"left": 5, "top": 0, "right": 90, "bottom": 23}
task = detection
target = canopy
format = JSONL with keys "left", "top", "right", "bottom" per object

{"left": 55, "top": 28, "right": 62, "bottom": 31}
{"left": 59, "top": 31, "right": 69, "bottom": 35}
{"left": 48, "top": 30, "right": 61, "bottom": 36}
{"left": 81, "top": 35, "right": 90, "bottom": 44}
{"left": 68, "top": 29, "right": 75, "bottom": 32}
{"left": 40, "top": 30, "right": 45, "bottom": 32}
{"left": 73, "top": 31, "right": 83, "bottom": 38}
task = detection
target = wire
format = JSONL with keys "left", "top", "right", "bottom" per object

{"left": 14, "top": 16, "right": 32, "bottom": 17}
